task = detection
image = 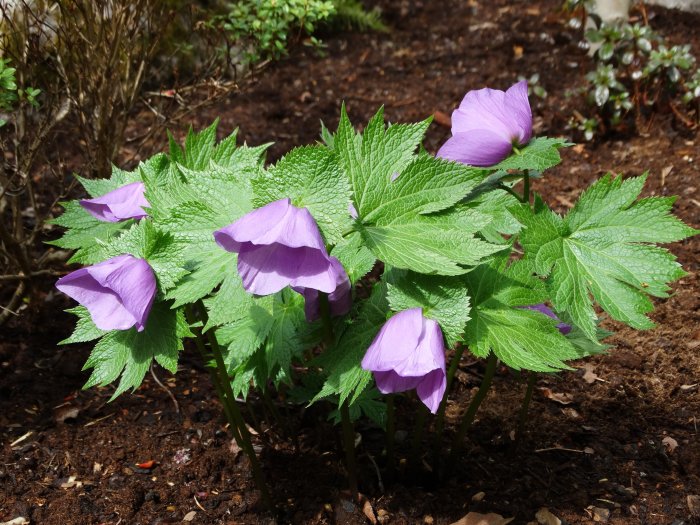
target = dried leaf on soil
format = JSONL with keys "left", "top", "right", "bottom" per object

{"left": 535, "top": 508, "right": 561, "bottom": 525}
{"left": 0, "top": 519, "right": 30, "bottom": 525}
{"left": 581, "top": 363, "right": 598, "bottom": 384}
{"left": 687, "top": 495, "right": 700, "bottom": 518}
{"left": 450, "top": 512, "right": 514, "bottom": 525}
{"left": 539, "top": 388, "right": 575, "bottom": 405}
{"left": 53, "top": 406, "right": 80, "bottom": 424}
{"left": 662, "top": 436, "right": 678, "bottom": 454}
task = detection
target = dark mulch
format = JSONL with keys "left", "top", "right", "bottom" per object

{"left": 2, "top": 0, "right": 699, "bottom": 523}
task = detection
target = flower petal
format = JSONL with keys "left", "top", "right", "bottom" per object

{"left": 294, "top": 257, "right": 352, "bottom": 321}
{"left": 361, "top": 308, "right": 424, "bottom": 372}
{"left": 57, "top": 267, "right": 138, "bottom": 331}
{"left": 416, "top": 368, "right": 447, "bottom": 414}
{"left": 437, "top": 130, "right": 513, "bottom": 167}
{"left": 373, "top": 370, "right": 422, "bottom": 394}
{"left": 80, "top": 182, "right": 149, "bottom": 222}
{"left": 215, "top": 198, "right": 327, "bottom": 252}
{"left": 504, "top": 80, "right": 533, "bottom": 144}
{"left": 237, "top": 244, "right": 337, "bottom": 295}
{"left": 84, "top": 255, "right": 156, "bottom": 331}
{"left": 391, "top": 318, "right": 444, "bottom": 377}
{"left": 522, "top": 303, "right": 572, "bottom": 335}
{"left": 451, "top": 87, "right": 511, "bottom": 138}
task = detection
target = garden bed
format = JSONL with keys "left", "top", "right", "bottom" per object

{"left": 1, "top": 0, "right": 699, "bottom": 523}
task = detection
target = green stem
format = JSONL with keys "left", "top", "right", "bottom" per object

{"left": 385, "top": 394, "right": 395, "bottom": 480}
{"left": 207, "top": 327, "right": 273, "bottom": 509}
{"left": 433, "top": 345, "right": 465, "bottom": 469}
{"left": 434, "top": 346, "right": 465, "bottom": 441}
{"left": 186, "top": 305, "right": 272, "bottom": 509}
{"left": 497, "top": 183, "right": 522, "bottom": 202}
{"left": 340, "top": 401, "right": 359, "bottom": 501}
{"left": 319, "top": 292, "right": 334, "bottom": 347}
{"left": 522, "top": 171, "right": 531, "bottom": 204}
{"left": 449, "top": 354, "right": 498, "bottom": 463}
{"left": 516, "top": 372, "right": 537, "bottom": 444}
{"left": 409, "top": 403, "right": 428, "bottom": 471}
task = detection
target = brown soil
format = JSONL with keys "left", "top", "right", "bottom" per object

{"left": 2, "top": 0, "right": 700, "bottom": 524}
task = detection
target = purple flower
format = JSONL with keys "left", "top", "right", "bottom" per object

{"left": 56, "top": 254, "right": 156, "bottom": 332}
{"left": 522, "top": 304, "right": 572, "bottom": 335}
{"left": 214, "top": 198, "right": 340, "bottom": 296}
{"left": 361, "top": 308, "right": 447, "bottom": 414}
{"left": 293, "top": 257, "right": 352, "bottom": 322}
{"left": 80, "top": 182, "right": 150, "bottom": 222}
{"left": 437, "top": 80, "right": 532, "bottom": 167}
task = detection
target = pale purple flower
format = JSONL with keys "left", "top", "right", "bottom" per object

{"left": 80, "top": 182, "right": 150, "bottom": 222}
{"left": 56, "top": 254, "right": 156, "bottom": 332}
{"left": 293, "top": 257, "right": 351, "bottom": 321}
{"left": 437, "top": 80, "right": 532, "bottom": 167}
{"left": 214, "top": 198, "right": 340, "bottom": 296}
{"left": 361, "top": 308, "right": 447, "bottom": 414}
{"left": 523, "top": 303, "right": 572, "bottom": 335}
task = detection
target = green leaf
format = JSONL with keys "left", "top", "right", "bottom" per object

{"left": 334, "top": 105, "right": 432, "bottom": 218}
{"left": 183, "top": 119, "right": 219, "bottom": 170}
{"left": 252, "top": 146, "right": 351, "bottom": 243}
{"left": 387, "top": 270, "right": 470, "bottom": 347}
{"left": 82, "top": 303, "right": 185, "bottom": 400}
{"left": 463, "top": 258, "right": 579, "bottom": 371}
{"left": 516, "top": 174, "right": 697, "bottom": 339}
{"left": 331, "top": 231, "right": 376, "bottom": 284}
{"left": 48, "top": 201, "right": 128, "bottom": 264}
{"left": 60, "top": 307, "right": 107, "bottom": 344}
{"left": 103, "top": 221, "right": 185, "bottom": 292}
{"left": 494, "top": 137, "right": 571, "bottom": 172}
{"left": 263, "top": 290, "right": 308, "bottom": 380}
{"left": 360, "top": 206, "right": 503, "bottom": 275}
{"left": 314, "top": 282, "right": 389, "bottom": 405}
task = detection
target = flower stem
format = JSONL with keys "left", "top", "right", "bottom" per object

{"left": 186, "top": 305, "right": 272, "bottom": 510}
{"left": 432, "top": 345, "right": 465, "bottom": 469}
{"left": 516, "top": 372, "right": 537, "bottom": 444}
{"left": 340, "top": 401, "right": 359, "bottom": 501}
{"left": 522, "top": 171, "right": 531, "bottom": 204}
{"left": 449, "top": 353, "right": 498, "bottom": 463}
{"left": 385, "top": 394, "right": 395, "bottom": 480}
{"left": 409, "top": 403, "right": 428, "bottom": 471}
{"left": 319, "top": 292, "right": 334, "bottom": 347}
{"left": 207, "top": 327, "right": 273, "bottom": 510}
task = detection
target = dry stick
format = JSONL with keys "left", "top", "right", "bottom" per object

{"left": 448, "top": 354, "right": 498, "bottom": 466}
{"left": 149, "top": 363, "right": 180, "bottom": 414}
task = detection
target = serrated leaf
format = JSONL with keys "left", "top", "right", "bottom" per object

{"left": 516, "top": 174, "right": 697, "bottom": 339}
{"left": 494, "top": 137, "right": 570, "bottom": 172}
{"left": 82, "top": 303, "right": 184, "bottom": 400}
{"left": 360, "top": 206, "right": 503, "bottom": 275}
{"left": 60, "top": 307, "right": 107, "bottom": 344}
{"left": 463, "top": 258, "right": 579, "bottom": 371}
{"left": 103, "top": 221, "right": 185, "bottom": 292}
{"left": 263, "top": 290, "right": 307, "bottom": 380}
{"left": 335, "top": 105, "right": 432, "bottom": 218}
{"left": 252, "top": 146, "right": 351, "bottom": 243}
{"left": 331, "top": 231, "right": 376, "bottom": 284}
{"left": 76, "top": 166, "right": 141, "bottom": 198}
{"left": 183, "top": 119, "right": 219, "bottom": 170}
{"left": 387, "top": 270, "right": 470, "bottom": 347}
